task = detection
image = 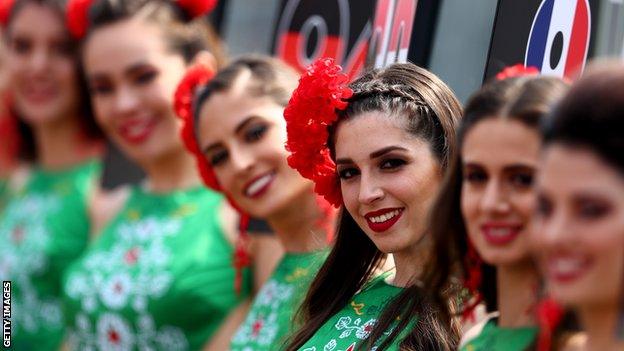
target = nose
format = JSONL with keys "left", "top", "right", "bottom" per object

{"left": 114, "top": 85, "right": 140, "bottom": 115}
{"left": 480, "top": 178, "right": 510, "bottom": 215}
{"left": 230, "top": 144, "right": 255, "bottom": 175}
{"left": 29, "top": 47, "right": 50, "bottom": 74}
{"left": 358, "top": 171, "right": 384, "bottom": 205}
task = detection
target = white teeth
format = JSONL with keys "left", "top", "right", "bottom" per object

{"left": 489, "top": 228, "right": 512, "bottom": 237}
{"left": 369, "top": 210, "right": 400, "bottom": 223}
{"left": 245, "top": 174, "right": 273, "bottom": 196}
{"left": 552, "top": 258, "right": 584, "bottom": 273}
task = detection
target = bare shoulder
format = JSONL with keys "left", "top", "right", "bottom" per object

{"left": 88, "top": 185, "right": 131, "bottom": 239}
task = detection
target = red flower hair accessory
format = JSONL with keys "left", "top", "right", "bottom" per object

{"left": 496, "top": 64, "right": 540, "bottom": 81}
{"left": 0, "top": 0, "right": 15, "bottom": 27}
{"left": 536, "top": 297, "right": 564, "bottom": 351}
{"left": 284, "top": 57, "right": 353, "bottom": 208}
{"left": 461, "top": 240, "right": 483, "bottom": 321}
{"left": 174, "top": 64, "right": 253, "bottom": 293}
{"left": 66, "top": 0, "right": 96, "bottom": 39}
{"left": 175, "top": 0, "right": 218, "bottom": 19}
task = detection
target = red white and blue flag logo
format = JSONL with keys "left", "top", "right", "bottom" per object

{"left": 525, "top": 0, "right": 591, "bottom": 79}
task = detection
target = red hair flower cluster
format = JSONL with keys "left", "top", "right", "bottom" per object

{"left": 0, "top": 0, "right": 16, "bottom": 27}
{"left": 536, "top": 297, "right": 565, "bottom": 351}
{"left": 175, "top": 0, "right": 218, "bottom": 19}
{"left": 496, "top": 64, "right": 540, "bottom": 81}
{"left": 173, "top": 64, "right": 220, "bottom": 191}
{"left": 66, "top": 0, "right": 95, "bottom": 39}
{"left": 66, "top": 0, "right": 219, "bottom": 39}
{"left": 284, "top": 57, "right": 353, "bottom": 208}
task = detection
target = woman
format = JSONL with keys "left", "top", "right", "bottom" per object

{"left": 175, "top": 54, "right": 335, "bottom": 351}
{"left": 283, "top": 58, "right": 462, "bottom": 350}
{"left": 423, "top": 67, "right": 568, "bottom": 351}
{"left": 60, "top": 0, "right": 261, "bottom": 349}
{"left": 0, "top": 0, "right": 103, "bottom": 349}
{"left": 532, "top": 62, "right": 624, "bottom": 351}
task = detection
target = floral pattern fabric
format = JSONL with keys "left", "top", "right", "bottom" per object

{"left": 0, "top": 160, "right": 100, "bottom": 350}
{"left": 230, "top": 250, "right": 328, "bottom": 351}
{"left": 62, "top": 185, "right": 251, "bottom": 351}
{"left": 298, "top": 274, "right": 404, "bottom": 351}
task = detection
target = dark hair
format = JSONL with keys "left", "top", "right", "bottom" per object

{"left": 3, "top": 0, "right": 101, "bottom": 162}
{"left": 543, "top": 61, "right": 624, "bottom": 174}
{"left": 423, "top": 75, "right": 568, "bottom": 330}
{"left": 286, "top": 62, "right": 463, "bottom": 351}
{"left": 193, "top": 54, "right": 299, "bottom": 123}
{"left": 83, "top": 0, "right": 226, "bottom": 67}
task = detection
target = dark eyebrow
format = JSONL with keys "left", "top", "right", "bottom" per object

{"left": 125, "top": 61, "right": 153, "bottom": 76}
{"left": 335, "top": 146, "right": 408, "bottom": 165}
{"left": 369, "top": 146, "right": 408, "bottom": 159}
{"left": 202, "top": 116, "right": 260, "bottom": 154}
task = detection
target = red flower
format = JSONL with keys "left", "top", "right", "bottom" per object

{"left": 0, "top": 0, "right": 15, "bottom": 27}
{"left": 536, "top": 297, "right": 564, "bottom": 351}
{"left": 284, "top": 58, "right": 352, "bottom": 208}
{"left": 173, "top": 64, "right": 221, "bottom": 191}
{"left": 66, "top": 0, "right": 95, "bottom": 39}
{"left": 175, "top": 0, "right": 218, "bottom": 19}
{"left": 496, "top": 64, "right": 540, "bottom": 81}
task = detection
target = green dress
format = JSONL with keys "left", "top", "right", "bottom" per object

{"left": 460, "top": 319, "right": 538, "bottom": 351}
{"left": 230, "top": 250, "right": 328, "bottom": 350}
{"left": 62, "top": 185, "right": 251, "bottom": 351}
{"left": 298, "top": 274, "right": 405, "bottom": 351}
{"left": 0, "top": 160, "right": 101, "bottom": 350}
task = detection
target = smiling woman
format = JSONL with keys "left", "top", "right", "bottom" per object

{"left": 284, "top": 59, "right": 463, "bottom": 351}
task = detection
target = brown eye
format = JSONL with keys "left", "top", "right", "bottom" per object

{"left": 209, "top": 150, "right": 228, "bottom": 167}
{"left": 11, "top": 37, "right": 31, "bottom": 55}
{"left": 338, "top": 167, "right": 359, "bottom": 180}
{"left": 536, "top": 195, "right": 553, "bottom": 218}
{"left": 510, "top": 172, "right": 534, "bottom": 188}
{"left": 380, "top": 158, "right": 406, "bottom": 170}
{"left": 244, "top": 124, "right": 267, "bottom": 143}
{"left": 464, "top": 169, "right": 487, "bottom": 184}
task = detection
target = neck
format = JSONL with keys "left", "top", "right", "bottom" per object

{"left": 496, "top": 261, "right": 538, "bottom": 327}
{"left": 142, "top": 148, "right": 201, "bottom": 193}
{"left": 266, "top": 187, "right": 331, "bottom": 253}
{"left": 579, "top": 301, "right": 623, "bottom": 351}
{"left": 33, "top": 117, "right": 101, "bottom": 170}
{"left": 391, "top": 236, "right": 430, "bottom": 287}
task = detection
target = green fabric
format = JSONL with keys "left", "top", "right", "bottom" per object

{"left": 231, "top": 249, "right": 329, "bottom": 351}
{"left": 62, "top": 185, "right": 251, "bottom": 351}
{"left": 0, "top": 178, "right": 9, "bottom": 211}
{"left": 460, "top": 319, "right": 538, "bottom": 351}
{"left": 297, "top": 274, "right": 405, "bottom": 351}
{"left": 0, "top": 160, "right": 101, "bottom": 351}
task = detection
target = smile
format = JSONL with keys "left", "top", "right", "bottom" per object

{"left": 480, "top": 223, "right": 523, "bottom": 246}
{"left": 364, "top": 208, "right": 404, "bottom": 233}
{"left": 243, "top": 172, "right": 275, "bottom": 198}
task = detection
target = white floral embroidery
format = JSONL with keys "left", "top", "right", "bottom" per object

{"left": 231, "top": 279, "right": 294, "bottom": 346}
{"left": 0, "top": 194, "right": 63, "bottom": 333}
{"left": 65, "top": 215, "right": 189, "bottom": 349}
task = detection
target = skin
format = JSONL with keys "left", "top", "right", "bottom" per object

{"left": 461, "top": 118, "right": 541, "bottom": 327}
{"left": 533, "top": 145, "right": 624, "bottom": 351}
{"left": 198, "top": 70, "right": 328, "bottom": 253}
{"left": 334, "top": 111, "right": 441, "bottom": 286}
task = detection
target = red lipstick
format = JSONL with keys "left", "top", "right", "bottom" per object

{"left": 364, "top": 208, "right": 404, "bottom": 233}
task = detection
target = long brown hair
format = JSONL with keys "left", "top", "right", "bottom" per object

{"left": 285, "top": 63, "right": 463, "bottom": 351}
{"left": 422, "top": 75, "right": 568, "bottom": 338}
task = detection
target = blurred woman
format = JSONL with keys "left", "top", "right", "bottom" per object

{"left": 0, "top": 0, "right": 103, "bottom": 349}
{"left": 532, "top": 62, "right": 624, "bottom": 351}
{"left": 423, "top": 67, "right": 568, "bottom": 351}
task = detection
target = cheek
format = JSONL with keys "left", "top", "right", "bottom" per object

{"left": 460, "top": 186, "right": 478, "bottom": 224}
{"left": 340, "top": 181, "right": 360, "bottom": 217}
{"left": 512, "top": 192, "right": 536, "bottom": 222}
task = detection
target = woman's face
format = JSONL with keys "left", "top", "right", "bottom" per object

{"left": 197, "top": 72, "right": 313, "bottom": 218}
{"left": 5, "top": 3, "right": 80, "bottom": 125}
{"left": 334, "top": 111, "right": 441, "bottom": 254}
{"left": 84, "top": 18, "right": 188, "bottom": 165}
{"left": 533, "top": 145, "right": 624, "bottom": 308}
{"left": 461, "top": 118, "right": 539, "bottom": 267}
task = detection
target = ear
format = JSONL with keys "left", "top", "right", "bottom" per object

{"left": 190, "top": 50, "right": 218, "bottom": 72}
